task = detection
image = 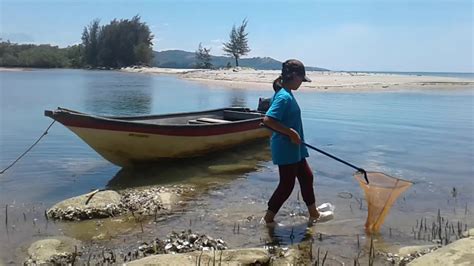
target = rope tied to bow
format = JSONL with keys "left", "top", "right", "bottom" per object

{"left": 0, "top": 120, "right": 56, "bottom": 174}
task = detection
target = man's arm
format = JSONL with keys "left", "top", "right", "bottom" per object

{"left": 263, "top": 116, "right": 301, "bottom": 145}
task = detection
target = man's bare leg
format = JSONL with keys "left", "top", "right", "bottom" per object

{"left": 308, "top": 203, "right": 320, "bottom": 221}
{"left": 263, "top": 210, "right": 276, "bottom": 223}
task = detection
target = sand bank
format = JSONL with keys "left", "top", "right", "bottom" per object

{"left": 0, "top": 67, "right": 33, "bottom": 72}
{"left": 121, "top": 67, "right": 473, "bottom": 92}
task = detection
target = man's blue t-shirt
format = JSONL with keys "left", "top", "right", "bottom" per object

{"left": 265, "top": 88, "right": 309, "bottom": 165}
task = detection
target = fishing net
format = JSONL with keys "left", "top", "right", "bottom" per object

{"left": 354, "top": 172, "right": 413, "bottom": 233}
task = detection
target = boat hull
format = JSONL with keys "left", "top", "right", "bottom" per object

{"left": 45, "top": 107, "right": 270, "bottom": 167}
{"left": 67, "top": 126, "right": 269, "bottom": 167}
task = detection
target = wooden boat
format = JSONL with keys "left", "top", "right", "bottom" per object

{"left": 44, "top": 107, "right": 270, "bottom": 167}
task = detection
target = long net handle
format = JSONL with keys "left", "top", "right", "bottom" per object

{"left": 260, "top": 122, "right": 369, "bottom": 184}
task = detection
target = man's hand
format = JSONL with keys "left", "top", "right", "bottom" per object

{"left": 263, "top": 116, "right": 302, "bottom": 145}
{"left": 288, "top": 128, "right": 302, "bottom": 145}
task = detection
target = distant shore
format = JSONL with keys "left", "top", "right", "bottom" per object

{"left": 0, "top": 67, "right": 33, "bottom": 72}
{"left": 120, "top": 66, "right": 474, "bottom": 92}
{"left": 2, "top": 66, "right": 472, "bottom": 92}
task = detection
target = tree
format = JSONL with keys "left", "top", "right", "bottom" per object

{"left": 195, "top": 43, "right": 212, "bottom": 69}
{"left": 0, "top": 41, "right": 82, "bottom": 68}
{"left": 83, "top": 15, "right": 154, "bottom": 68}
{"left": 134, "top": 43, "right": 153, "bottom": 66}
{"left": 17, "top": 45, "right": 67, "bottom": 68}
{"left": 223, "top": 19, "right": 250, "bottom": 67}
{"left": 82, "top": 19, "right": 100, "bottom": 67}
{"left": 65, "top": 44, "right": 84, "bottom": 68}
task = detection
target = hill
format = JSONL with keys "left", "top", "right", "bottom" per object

{"left": 152, "top": 50, "right": 328, "bottom": 71}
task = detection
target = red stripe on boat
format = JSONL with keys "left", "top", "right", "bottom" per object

{"left": 54, "top": 115, "right": 263, "bottom": 137}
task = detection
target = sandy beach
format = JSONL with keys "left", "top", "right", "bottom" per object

{"left": 0, "top": 67, "right": 33, "bottom": 72}
{"left": 121, "top": 66, "right": 474, "bottom": 92}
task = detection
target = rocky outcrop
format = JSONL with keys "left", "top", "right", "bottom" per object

{"left": 398, "top": 245, "right": 438, "bottom": 257}
{"left": 408, "top": 237, "right": 473, "bottom": 266}
{"left": 47, "top": 190, "right": 122, "bottom": 220}
{"left": 462, "top": 228, "right": 474, "bottom": 238}
{"left": 46, "top": 185, "right": 193, "bottom": 221}
{"left": 126, "top": 248, "right": 270, "bottom": 265}
{"left": 25, "top": 237, "right": 81, "bottom": 265}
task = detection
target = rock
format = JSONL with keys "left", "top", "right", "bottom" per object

{"left": 120, "top": 187, "right": 164, "bottom": 215}
{"left": 398, "top": 245, "right": 437, "bottom": 256}
{"left": 208, "top": 164, "right": 256, "bottom": 174}
{"left": 120, "top": 185, "right": 192, "bottom": 215}
{"left": 158, "top": 192, "right": 179, "bottom": 209}
{"left": 26, "top": 237, "right": 81, "bottom": 265}
{"left": 46, "top": 185, "right": 192, "bottom": 221}
{"left": 126, "top": 248, "right": 270, "bottom": 265}
{"left": 272, "top": 248, "right": 301, "bottom": 265}
{"left": 163, "top": 230, "right": 227, "bottom": 253}
{"left": 92, "top": 233, "right": 107, "bottom": 240}
{"left": 461, "top": 228, "right": 474, "bottom": 238}
{"left": 47, "top": 190, "right": 122, "bottom": 220}
{"left": 408, "top": 237, "right": 474, "bottom": 266}
{"left": 121, "top": 230, "right": 227, "bottom": 262}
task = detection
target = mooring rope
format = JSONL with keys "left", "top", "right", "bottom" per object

{"left": 0, "top": 120, "right": 56, "bottom": 174}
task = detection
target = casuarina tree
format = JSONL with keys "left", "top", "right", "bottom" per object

{"left": 81, "top": 19, "right": 100, "bottom": 67}
{"left": 81, "top": 15, "right": 154, "bottom": 68}
{"left": 195, "top": 43, "right": 213, "bottom": 69}
{"left": 223, "top": 19, "right": 250, "bottom": 67}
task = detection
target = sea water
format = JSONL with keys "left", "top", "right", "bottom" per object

{"left": 1, "top": 69, "right": 472, "bottom": 263}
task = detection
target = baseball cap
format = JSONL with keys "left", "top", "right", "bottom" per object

{"left": 282, "top": 59, "right": 312, "bottom": 82}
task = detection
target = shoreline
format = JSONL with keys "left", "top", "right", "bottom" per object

{"left": 2, "top": 66, "right": 472, "bottom": 92}
{"left": 0, "top": 67, "right": 34, "bottom": 72}
{"left": 120, "top": 66, "right": 474, "bottom": 92}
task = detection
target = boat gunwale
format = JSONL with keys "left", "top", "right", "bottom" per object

{"left": 46, "top": 107, "right": 264, "bottom": 126}
{"left": 44, "top": 107, "right": 268, "bottom": 136}
{"left": 54, "top": 106, "right": 259, "bottom": 122}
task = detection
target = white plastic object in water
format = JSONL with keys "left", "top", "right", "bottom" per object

{"left": 317, "top": 202, "right": 335, "bottom": 213}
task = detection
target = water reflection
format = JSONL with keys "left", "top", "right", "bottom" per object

{"left": 107, "top": 140, "right": 271, "bottom": 189}
{"left": 228, "top": 89, "right": 247, "bottom": 107}
{"left": 266, "top": 222, "right": 313, "bottom": 246}
{"left": 83, "top": 71, "right": 153, "bottom": 116}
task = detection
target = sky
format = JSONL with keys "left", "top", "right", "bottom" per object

{"left": 0, "top": 0, "right": 472, "bottom": 72}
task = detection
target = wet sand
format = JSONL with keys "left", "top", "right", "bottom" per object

{"left": 121, "top": 67, "right": 474, "bottom": 92}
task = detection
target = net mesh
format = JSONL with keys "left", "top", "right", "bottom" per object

{"left": 354, "top": 172, "right": 413, "bottom": 233}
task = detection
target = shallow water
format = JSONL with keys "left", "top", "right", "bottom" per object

{"left": 1, "top": 69, "right": 473, "bottom": 263}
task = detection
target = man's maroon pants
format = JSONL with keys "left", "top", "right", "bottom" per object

{"left": 267, "top": 159, "right": 316, "bottom": 214}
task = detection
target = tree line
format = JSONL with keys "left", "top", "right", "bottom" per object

{"left": 0, "top": 41, "right": 83, "bottom": 68}
{"left": 0, "top": 16, "right": 153, "bottom": 69}
{"left": 0, "top": 16, "right": 250, "bottom": 69}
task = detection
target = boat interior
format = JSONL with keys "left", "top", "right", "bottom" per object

{"left": 128, "top": 109, "right": 264, "bottom": 126}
